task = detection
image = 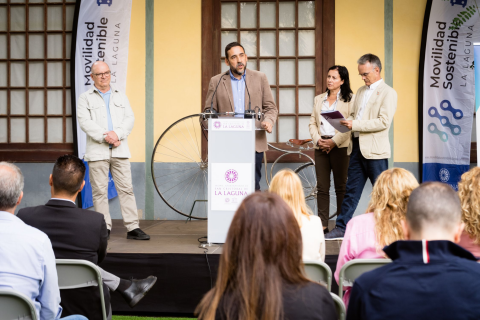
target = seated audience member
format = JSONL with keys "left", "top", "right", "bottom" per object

{"left": 457, "top": 167, "right": 480, "bottom": 258}
{"left": 335, "top": 168, "right": 418, "bottom": 305}
{"left": 347, "top": 182, "right": 480, "bottom": 320}
{"left": 196, "top": 192, "right": 337, "bottom": 320}
{"left": 17, "top": 155, "right": 157, "bottom": 320}
{"left": 0, "top": 162, "right": 87, "bottom": 320}
{"left": 269, "top": 169, "right": 325, "bottom": 261}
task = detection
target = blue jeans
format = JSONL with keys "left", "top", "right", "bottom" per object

{"left": 62, "top": 316, "right": 88, "bottom": 320}
{"left": 335, "top": 137, "right": 388, "bottom": 230}
{"left": 255, "top": 151, "right": 263, "bottom": 191}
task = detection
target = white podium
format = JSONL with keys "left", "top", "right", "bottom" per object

{"left": 208, "top": 118, "right": 256, "bottom": 243}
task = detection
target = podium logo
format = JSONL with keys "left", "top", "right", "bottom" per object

{"left": 225, "top": 169, "right": 238, "bottom": 183}
{"left": 214, "top": 121, "right": 221, "bottom": 129}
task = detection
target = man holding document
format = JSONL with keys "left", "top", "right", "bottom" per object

{"left": 324, "top": 54, "right": 397, "bottom": 240}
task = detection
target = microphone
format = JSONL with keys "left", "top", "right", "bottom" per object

{"left": 206, "top": 73, "right": 226, "bottom": 118}
{"left": 243, "top": 65, "right": 255, "bottom": 119}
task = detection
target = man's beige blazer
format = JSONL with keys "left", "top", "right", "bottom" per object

{"left": 347, "top": 81, "right": 397, "bottom": 159}
{"left": 309, "top": 92, "right": 355, "bottom": 149}
{"left": 204, "top": 69, "right": 278, "bottom": 153}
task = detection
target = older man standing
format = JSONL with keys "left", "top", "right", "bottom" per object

{"left": 325, "top": 54, "right": 397, "bottom": 240}
{"left": 77, "top": 61, "right": 149, "bottom": 240}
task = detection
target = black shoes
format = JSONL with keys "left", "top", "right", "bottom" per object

{"left": 119, "top": 276, "right": 157, "bottom": 308}
{"left": 127, "top": 228, "right": 150, "bottom": 240}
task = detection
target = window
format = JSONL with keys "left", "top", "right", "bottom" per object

{"left": 0, "top": 0, "right": 75, "bottom": 162}
{"left": 202, "top": 0, "right": 334, "bottom": 161}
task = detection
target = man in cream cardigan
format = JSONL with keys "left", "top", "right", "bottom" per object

{"left": 77, "top": 61, "right": 149, "bottom": 240}
{"left": 325, "top": 54, "right": 397, "bottom": 240}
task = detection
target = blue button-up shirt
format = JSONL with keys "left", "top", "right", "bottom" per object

{"left": 229, "top": 70, "right": 246, "bottom": 118}
{"left": 96, "top": 86, "right": 113, "bottom": 148}
{"left": 0, "top": 211, "right": 62, "bottom": 320}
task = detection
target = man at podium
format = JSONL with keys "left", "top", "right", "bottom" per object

{"left": 205, "top": 42, "right": 278, "bottom": 190}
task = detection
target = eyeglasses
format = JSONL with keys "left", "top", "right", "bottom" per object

{"left": 93, "top": 71, "right": 111, "bottom": 77}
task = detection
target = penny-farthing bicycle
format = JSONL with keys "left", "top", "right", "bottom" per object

{"left": 151, "top": 113, "right": 338, "bottom": 220}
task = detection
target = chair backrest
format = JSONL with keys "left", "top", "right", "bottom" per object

{"left": 303, "top": 260, "right": 332, "bottom": 291}
{"left": 330, "top": 292, "right": 346, "bottom": 320}
{"left": 0, "top": 289, "right": 37, "bottom": 320}
{"left": 338, "top": 259, "right": 392, "bottom": 297}
{"left": 55, "top": 259, "right": 107, "bottom": 320}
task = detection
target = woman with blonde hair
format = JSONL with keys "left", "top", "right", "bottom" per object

{"left": 195, "top": 192, "right": 336, "bottom": 320}
{"left": 269, "top": 169, "right": 325, "bottom": 262}
{"left": 334, "top": 168, "right": 419, "bottom": 305}
{"left": 457, "top": 167, "right": 480, "bottom": 257}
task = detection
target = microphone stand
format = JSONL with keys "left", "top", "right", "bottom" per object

{"left": 243, "top": 66, "right": 255, "bottom": 119}
{"left": 205, "top": 73, "right": 226, "bottom": 119}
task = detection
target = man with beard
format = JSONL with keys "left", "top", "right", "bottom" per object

{"left": 204, "top": 42, "right": 278, "bottom": 191}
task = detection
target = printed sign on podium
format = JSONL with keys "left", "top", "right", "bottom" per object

{"left": 208, "top": 118, "right": 255, "bottom": 243}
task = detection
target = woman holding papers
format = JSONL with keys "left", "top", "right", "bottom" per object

{"left": 309, "top": 65, "right": 355, "bottom": 233}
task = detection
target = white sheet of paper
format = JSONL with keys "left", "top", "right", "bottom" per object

{"left": 321, "top": 110, "right": 351, "bottom": 133}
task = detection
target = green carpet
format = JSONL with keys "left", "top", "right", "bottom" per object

{"left": 112, "top": 317, "right": 195, "bottom": 320}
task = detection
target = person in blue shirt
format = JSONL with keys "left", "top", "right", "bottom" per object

{"left": 0, "top": 162, "right": 86, "bottom": 320}
{"left": 347, "top": 181, "right": 480, "bottom": 320}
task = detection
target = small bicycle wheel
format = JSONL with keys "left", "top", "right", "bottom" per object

{"left": 294, "top": 162, "right": 338, "bottom": 219}
{"left": 151, "top": 114, "right": 208, "bottom": 220}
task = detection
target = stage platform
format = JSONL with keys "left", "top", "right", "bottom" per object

{"left": 101, "top": 219, "right": 341, "bottom": 317}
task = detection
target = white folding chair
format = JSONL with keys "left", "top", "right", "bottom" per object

{"left": 0, "top": 289, "right": 37, "bottom": 320}
{"left": 303, "top": 260, "right": 332, "bottom": 291}
{"left": 338, "top": 259, "right": 391, "bottom": 298}
{"left": 330, "top": 292, "right": 346, "bottom": 320}
{"left": 55, "top": 259, "right": 107, "bottom": 320}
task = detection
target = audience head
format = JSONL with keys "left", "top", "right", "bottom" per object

{"left": 457, "top": 167, "right": 480, "bottom": 243}
{"left": 366, "top": 168, "right": 419, "bottom": 252}
{"left": 51, "top": 155, "right": 86, "bottom": 197}
{"left": 357, "top": 53, "right": 382, "bottom": 86}
{"left": 0, "top": 162, "right": 24, "bottom": 212}
{"left": 196, "top": 192, "right": 308, "bottom": 320}
{"left": 326, "top": 65, "right": 353, "bottom": 103}
{"left": 404, "top": 181, "right": 464, "bottom": 242}
{"left": 224, "top": 42, "right": 247, "bottom": 77}
{"left": 269, "top": 169, "right": 312, "bottom": 228}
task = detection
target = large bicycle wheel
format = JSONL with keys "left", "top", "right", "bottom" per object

{"left": 294, "top": 162, "right": 338, "bottom": 219}
{"left": 151, "top": 114, "right": 208, "bottom": 220}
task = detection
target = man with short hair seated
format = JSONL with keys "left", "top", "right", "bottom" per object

{"left": 347, "top": 181, "right": 480, "bottom": 320}
{"left": 17, "top": 155, "right": 157, "bottom": 320}
{"left": 0, "top": 162, "right": 86, "bottom": 320}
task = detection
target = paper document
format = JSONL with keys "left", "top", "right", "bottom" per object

{"left": 321, "top": 110, "right": 351, "bottom": 133}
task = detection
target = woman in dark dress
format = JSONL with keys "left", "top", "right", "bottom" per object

{"left": 195, "top": 192, "right": 337, "bottom": 320}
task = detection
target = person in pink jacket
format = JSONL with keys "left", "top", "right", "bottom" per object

{"left": 457, "top": 167, "right": 480, "bottom": 258}
{"left": 334, "top": 168, "right": 419, "bottom": 306}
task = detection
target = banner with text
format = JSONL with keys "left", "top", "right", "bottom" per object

{"left": 474, "top": 43, "right": 480, "bottom": 166}
{"left": 421, "top": 0, "right": 480, "bottom": 189}
{"left": 72, "top": 0, "right": 132, "bottom": 207}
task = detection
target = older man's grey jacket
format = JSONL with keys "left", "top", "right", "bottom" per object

{"left": 77, "top": 85, "right": 134, "bottom": 161}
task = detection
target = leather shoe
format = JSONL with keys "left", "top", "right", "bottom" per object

{"left": 127, "top": 228, "right": 150, "bottom": 240}
{"left": 119, "top": 276, "right": 157, "bottom": 308}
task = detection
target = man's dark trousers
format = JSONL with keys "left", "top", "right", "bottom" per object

{"left": 335, "top": 137, "right": 388, "bottom": 230}
{"left": 255, "top": 151, "right": 263, "bottom": 191}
